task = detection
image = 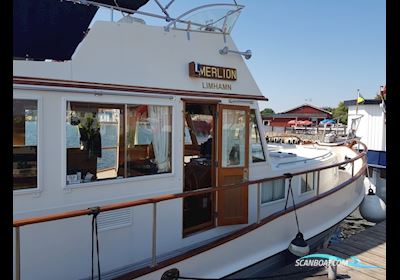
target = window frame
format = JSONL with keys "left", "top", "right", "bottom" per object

{"left": 260, "top": 178, "right": 287, "bottom": 206}
{"left": 62, "top": 96, "right": 175, "bottom": 189}
{"left": 249, "top": 109, "right": 267, "bottom": 165}
{"left": 13, "top": 94, "right": 43, "bottom": 195}
{"left": 299, "top": 172, "right": 317, "bottom": 195}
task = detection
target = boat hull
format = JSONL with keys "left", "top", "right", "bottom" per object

{"left": 124, "top": 173, "right": 364, "bottom": 280}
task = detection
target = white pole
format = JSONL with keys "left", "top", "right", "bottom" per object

{"left": 328, "top": 264, "right": 337, "bottom": 279}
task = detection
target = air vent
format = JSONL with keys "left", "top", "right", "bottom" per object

{"left": 97, "top": 208, "right": 133, "bottom": 232}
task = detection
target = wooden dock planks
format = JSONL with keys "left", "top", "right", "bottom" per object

{"left": 272, "top": 220, "right": 386, "bottom": 279}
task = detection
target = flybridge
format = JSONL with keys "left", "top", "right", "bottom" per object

{"left": 69, "top": 0, "right": 244, "bottom": 33}
{"left": 14, "top": 0, "right": 245, "bottom": 61}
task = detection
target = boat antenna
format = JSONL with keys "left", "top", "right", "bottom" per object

{"left": 284, "top": 173, "right": 310, "bottom": 257}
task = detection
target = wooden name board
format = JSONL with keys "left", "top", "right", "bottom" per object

{"left": 189, "top": 62, "right": 237, "bottom": 81}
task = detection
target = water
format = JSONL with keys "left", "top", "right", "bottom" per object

{"left": 329, "top": 208, "right": 376, "bottom": 245}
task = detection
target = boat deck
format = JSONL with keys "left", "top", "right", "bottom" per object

{"left": 267, "top": 144, "right": 334, "bottom": 167}
{"left": 271, "top": 220, "right": 386, "bottom": 279}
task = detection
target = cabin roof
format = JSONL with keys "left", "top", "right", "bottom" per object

{"left": 280, "top": 103, "right": 332, "bottom": 115}
{"left": 14, "top": 20, "right": 266, "bottom": 100}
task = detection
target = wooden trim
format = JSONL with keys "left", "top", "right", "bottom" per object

{"left": 14, "top": 152, "right": 367, "bottom": 278}
{"left": 216, "top": 104, "right": 250, "bottom": 225}
{"left": 13, "top": 76, "right": 268, "bottom": 101}
{"left": 13, "top": 143, "right": 367, "bottom": 227}
{"left": 181, "top": 98, "right": 221, "bottom": 104}
{"left": 115, "top": 161, "right": 367, "bottom": 280}
{"left": 183, "top": 221, "right": 214, "bottom": 237}
{"left": 184, "top": 112, "right": 199, "bottom": 147}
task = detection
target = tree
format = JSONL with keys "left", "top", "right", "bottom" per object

{"left": 332, "top": 102, "right": 348, "bottom": 125}
{"left": 321, "top": 107, "right": 334, "bottom": 113}
{"left": 374, "top": 94, "right": 386, "bottom": 101}
{"left": 260, "top": 108, "right": 275, "bottom": 116}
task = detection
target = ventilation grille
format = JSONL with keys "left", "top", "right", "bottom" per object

{"left": 97, "top": 208, "right": 133, "bottom": 232}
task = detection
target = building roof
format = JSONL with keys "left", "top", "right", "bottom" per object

{"left": 344, "top": 99, "right": 382, "bottom": 107}
{"left": 280, "top": 103, "right": 333, "bottom": 115}
{"left": 263, "top": 113, "right": 328, "bottom": 119}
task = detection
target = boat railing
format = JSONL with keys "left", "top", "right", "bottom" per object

{"left": 163, "top": 3, "right": 244, "bottom": 32}
{"left": 13, "top": 141, "right": 367, "bottom": 280}
{"left": 68, "top": 0, "right": 243, "bottom": 34}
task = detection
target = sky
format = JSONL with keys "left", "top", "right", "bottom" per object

{"left": 90, "top": 0, "right": 386, "bottom": 113}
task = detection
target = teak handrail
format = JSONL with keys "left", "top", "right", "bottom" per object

{"left": 13, "top": 141, "right": 367, "bottom": 227}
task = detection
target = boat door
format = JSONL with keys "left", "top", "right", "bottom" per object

{"left": 216, "top": 104, "right": 249, "bottom": 225}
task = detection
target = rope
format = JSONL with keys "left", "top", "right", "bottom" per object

{"left": 89, "top": 207, "right": 101, "bottom": 280}
{"left": 290, "top": 183, "right": 300, "bottom": 232}
{"left": 365, "top": 165, "right": 373, "bottom": 192}
{"left": 284, "top": 175, "right": 292, "bottom": 210}
{"left": 283, "top": 173, "right": 300, "bottom": 232}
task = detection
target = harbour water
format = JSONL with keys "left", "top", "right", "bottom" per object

{"left": 330, "top": 208, "right": 376, "bottom": 244}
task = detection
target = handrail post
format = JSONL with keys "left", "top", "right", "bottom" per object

{"left": 316, "top": 170, "right": 320, "bottom": 195}
{"left": 15, "top": 227, "right": 21, "bottom": 280}
{"left": 151, "top": 203, "right": 157, "bottom": 267}
{"left": 257, "top": 183, "right": 261, "bottom": 224}
{"left": 351, "top": 160, "right": 354, "bottom": 177}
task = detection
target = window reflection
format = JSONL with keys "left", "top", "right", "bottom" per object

{"left": 13, "top": 99, "right": 38, "bottom": 190}
{"left": 250, "top": 110, "right": 266, "bottom": 163}
{"left": 66, "top": 102, "right": 172, "bottom": 185}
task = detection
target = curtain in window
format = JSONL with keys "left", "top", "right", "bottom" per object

{"left": 261, "top": 181, "right": 273, "bottom": 203}
{"left": 273, "top": 179, "right": 285, "bottom": 199}
{"left": 148, "top": 106, "right": 170, "bottom": 173}
{"left": 261, "top": 179, "right": 285, "bottom": 203}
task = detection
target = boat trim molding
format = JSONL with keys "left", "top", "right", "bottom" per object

{"left": 115, "top": 158, "right": 367, "bottom": 279}
{"left": 13, "top": 142, "right": 367, "bottom": 279}
{"left": 13, "top": 76, "right": 268, "bottom": 101}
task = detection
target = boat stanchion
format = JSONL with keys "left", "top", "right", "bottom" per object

{"left": 161, "top": 268, "right": 180, "bottom": 280}
{"left": 327, "top": 263, "right": 337, "bottom": 279}
{"left": 15, "top": 226, "right": 21, "bottom": 280}
{"left": 152, "top": 202, "right": 158, "bottom": 267}
{"left": 284, "top": 173, "right": 310, "bottom": 257}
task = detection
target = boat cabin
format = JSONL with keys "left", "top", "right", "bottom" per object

{"left": 13, "top": 2, "right": 367, "bottom": 280}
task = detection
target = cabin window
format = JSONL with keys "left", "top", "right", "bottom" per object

{"left": 13, "top": 99, "right": 38, "bottom": 190}
{"left": 301, "top": 172, "right": 315, "bottom": 193}
{"left": 126, "top": 105, "right": 172, "bottom": 177}
{"left": 66, "top": 102, "right": 172, "bottom": 185}
{"left": 261, "top": 179, "right": 285, "bottom": 203}
{"left": 250, "top": 110, "right": 266, "bottom": 163}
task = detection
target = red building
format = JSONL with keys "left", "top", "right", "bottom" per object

{"left": 262, "top": 104, "right": 332, "bottom": 127}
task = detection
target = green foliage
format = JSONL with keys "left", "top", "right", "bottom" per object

{"left": 260, "top": 108, "right": 275, "bottom": 116}
{"left": 374, "top": 94, "right": 386, "bottom": 101}
{"left": 332, "top": 102, "right": 348, "bottom": 125}
{"left": 321, "top": 107, "right": 334, "bottom": 113}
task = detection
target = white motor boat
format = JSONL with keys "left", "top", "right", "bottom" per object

{"left": 13, "top": 1, "right": 368, "bottom": 279}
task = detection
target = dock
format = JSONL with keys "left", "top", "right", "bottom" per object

{"left": 272, "top": 221, "right": 386, "bottom": 279}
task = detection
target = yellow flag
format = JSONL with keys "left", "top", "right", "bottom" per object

{"left": 357, "top": 94, "right": 365, "bottom": 104}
